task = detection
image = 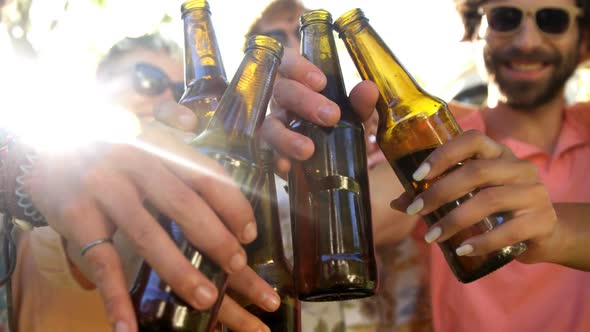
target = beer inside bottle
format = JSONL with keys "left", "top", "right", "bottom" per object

{"left": 178, "top": 0, "right": 228, "bottom": 135}
{"left": 131, "top": 216, "right": 225, "bottom": 332}
{"left": 289, "top": 9, "right": 376, "bottom": 300}
{"left": 130, "top": 1, "right": 227, "bottom": 331}
{"left": 335, "top": 8, "right": 527, "bottom": 283}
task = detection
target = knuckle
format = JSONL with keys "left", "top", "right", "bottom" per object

{"left": 59, "top": 200, "right": 87, "bottom": 223}
{"left": 468, "top": 130, "right": 487, "bottom": 145}
{"left": 195, "top": 165, "right": 227, "bottom": 190}
{"left": 465, "top": 161, "right": 488, "bottom": 181}
{"left": 272, "top": 80, "right": 288, "bottom": 104}
{"left": 531, "top": 183, "right": 549, "bottom": 200}
{"left": 128, "top": 226, "right": 158, "bottom": 256}
{"left": 166, "top": 189, "right": 197, "bottom": 219}
{"left": 505, "top": 226, "right": 526, "bottom": 244}
{"left": 86, "top": 253, "right": 114, "bottom": 284}
{"left": 479, "top": 188, "right": 503, "bottom": 211}
{"left": 440, "top": 211, "right": 462, "bottom": 233}
{"left": 80, "top": 166, "right": 107, "bottom": 188}
{"left": 101, "top": 292, "right": 127, "bottom": 320}
{"left": 523, "top": 161, "right": 540, "bottom": 180}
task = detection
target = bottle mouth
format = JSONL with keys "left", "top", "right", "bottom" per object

{"left": 181, "top": 0, "right": 210, "bottom": 17}
{"left": 334, "top": 8, "right": 366, "bottom": 33}
{"left": 300, "top": 9, "right": 333, "bottom": 29}
{"left": 245, "top": 35, "right": 284, "bottom": 61}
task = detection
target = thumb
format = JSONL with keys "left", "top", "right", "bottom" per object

{"left": 390, "top": 191, "right": 414, "bottom": 212}
{"left": 154, "top": 101, "right": 198, "bottom": 132}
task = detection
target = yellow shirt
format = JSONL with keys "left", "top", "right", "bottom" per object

{"left": 11, "top": 227, "right": 110, "bottom": 332}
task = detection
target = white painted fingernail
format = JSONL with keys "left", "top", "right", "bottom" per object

{"left": 456, "top": 244, "right": 474, "bottom": 256}
{"left": 412, "top": 163, "right": 431, "bottom": 181}
{"left": 406, "top": 198, "right": 424, "bottom": 215}
{"left": 115, "top": 321, "right": 129, "bottom": 332}
{"left": 424, "top": 226, "right": 442, "bottom": 243}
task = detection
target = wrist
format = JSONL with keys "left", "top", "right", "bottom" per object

{"left": 546, "top": 204, "right": 576, "bottom": 266}
{"left": 0, "top": 132, "right": 47, "bottom": 227}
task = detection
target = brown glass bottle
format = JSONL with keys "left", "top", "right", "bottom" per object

{"left": 131, "top": 215, "right": 225, "bottom": 332}
{"left": 130, "top": 35, "right": 284, "bottom": 332}
{"left": 178, "top": 0, "right": 228, "bottom": 135}
{"left": 226, "top": 147, "right": 300, "bottom": 332}
{"left": 334, "top": 9, "right": 527, "bottom": 283}
{"left": 288, "top": 10, "right": 376, "bottom": 301}
{"left": 130, "top": 2, "right": 227, "bottom": 331}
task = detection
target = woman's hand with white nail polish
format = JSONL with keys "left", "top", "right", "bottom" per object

{"left": 388, "top": 130, "right": 557, "bottom": 264}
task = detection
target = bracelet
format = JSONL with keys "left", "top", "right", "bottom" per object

{"left": 15, "top": 151, "right": 47, "bottom": 228}
{"left": 0, "top": 129, "right": 47, "bottom": 228}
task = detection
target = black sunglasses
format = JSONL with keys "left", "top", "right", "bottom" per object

{"left": 479, "top": 4, "right": 582, "bottom": 36}
{"left": 133, "top": 63, "right": 185, "bottom": 102}
{"left": 261, "top": 28, "right": 300, "bottom": 47}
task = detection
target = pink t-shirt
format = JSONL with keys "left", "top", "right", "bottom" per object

{"left": 431, "top": 103, "right": 590, "bottom": 332}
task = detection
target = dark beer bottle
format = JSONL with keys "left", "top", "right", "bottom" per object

{"left": 288, "top": 9, "right": 376, "bottom": 301}
{"left": 334, "top": 9, "right": 527, "bottom": 283}
{"left": 130, "top": 2, "right": 228, "bottom": 331}
{"left": 178, "top": 0, "right": 228, "bottom": 135}
{"left": 226, "top": 146, "right": 301, "bottom": 332}
{"left": 130, "top": 35, "right": 284, "bottom": 332}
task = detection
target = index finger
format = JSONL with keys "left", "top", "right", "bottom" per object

{"left": 278, "top": 47, "right": 326, "bottom": 91}
{"left": 138, "top": 126, "right": 257, "bottom": 244}
{"left": 413, "top": 130, "right": 515, "bottom": 182}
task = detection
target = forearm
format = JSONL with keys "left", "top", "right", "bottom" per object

{"left": 549, "top": 203, "right": 590, "bottom": 271}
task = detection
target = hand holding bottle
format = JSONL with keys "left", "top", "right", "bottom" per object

{"left": 29, "top": 101, "right": 279, "bottom": 332}
{"left": 261, "top": 48, "right": 378, "bottom": 175}
{"left": 389, "top": 130, "right": 557, "bottom": 262}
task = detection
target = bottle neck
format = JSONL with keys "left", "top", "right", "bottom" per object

{"left": 337, "top": 18, "right": 443, "bottom": 125}
{"left": 301, "top": 21, "right": 356, "bottom": 122}
{"left": 247, "top": 158, "right": 289, "bottom": 267}
{"left": 206, "top": 46, "right": 280, "bottom": 140}
{"left": 182, "top": 9, "right": 227, "bottom": 87}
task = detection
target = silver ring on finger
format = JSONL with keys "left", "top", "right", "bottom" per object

{"left": 80, "top": 238, "right": 113, "bottom": 256}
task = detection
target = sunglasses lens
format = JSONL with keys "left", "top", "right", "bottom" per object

{"left": 133, "top": 63, "right": 168, "bottom": 96}
{"left": 488, "top": 7, "right": 523, "bottom": 32}
{"left": 537, "top": 8, "right": 570, "bottom": 34}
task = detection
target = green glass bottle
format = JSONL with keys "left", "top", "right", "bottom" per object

{"left": 334, "top": 8, "right": 527, "bottom": 283}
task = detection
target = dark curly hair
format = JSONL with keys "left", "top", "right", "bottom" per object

{"left": 454, "top": 0, "right": 590, "bottom": 42}
{"left": 243, "top": 0, "right": 308, "bottom": 50}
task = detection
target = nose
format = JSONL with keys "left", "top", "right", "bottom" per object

{"left": 512, "top": 15, "right": 544, "bottom": 52}
{"left": 286, "top": 33, "right": 301, "bottom": 49}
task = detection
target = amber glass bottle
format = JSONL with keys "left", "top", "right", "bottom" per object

{"left": 226, "top": 146, "right": 300, "bottom": 332}
{"left": 130, "top": 35, "right": 284, "bottom": 332}
{"left": 288, "top": 10, "right": 376, "bottom": 300}
{"left": 334, "top": 8, "right": 527, "bottom": 283}
{"left": 178, "top": 0, "right": 228, "bottom": 135}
